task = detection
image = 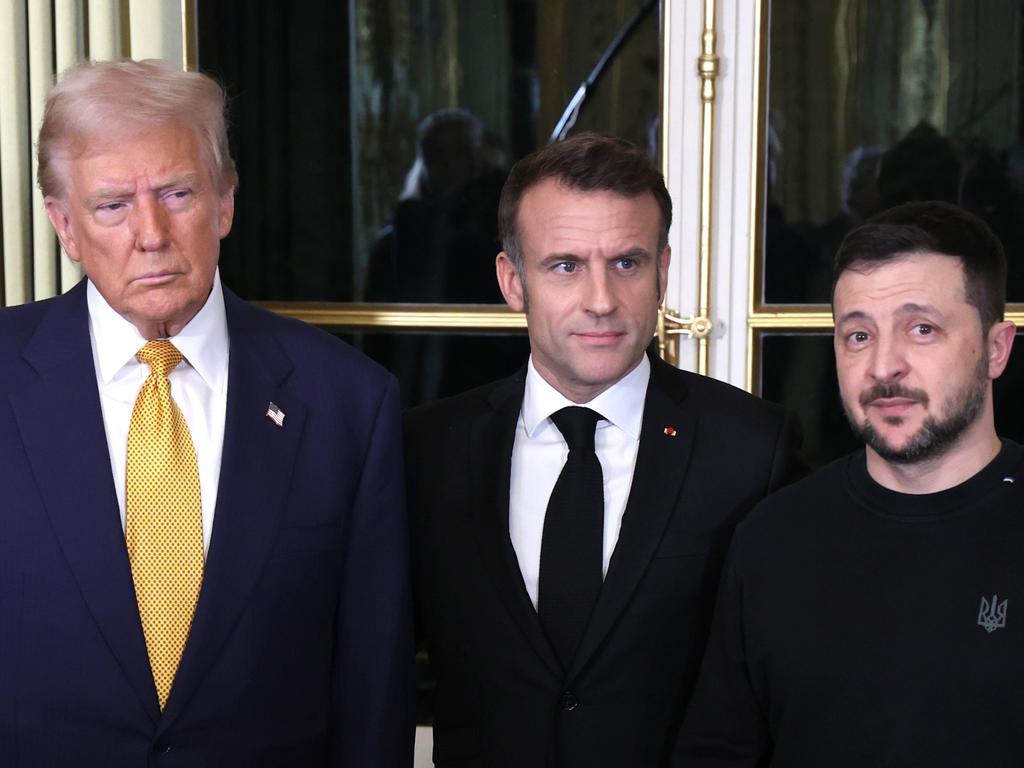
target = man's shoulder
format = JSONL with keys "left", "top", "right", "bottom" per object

{"left": 0, "top": 293, "right": 69, "bottom": 364}
{"left": 737, "top": 452, "right": 856, "bottom": 543}
{"left": 654, "top": 359, "right": 789, "bottom": 428}
{"left": 405, "top": 370, "right": 524, "bottom": 432}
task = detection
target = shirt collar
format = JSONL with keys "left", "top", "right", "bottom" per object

{"left": 522, "top": 354, "right": 650, "bottom": 440}
{"left": 87, "top": 269, "right": 230, "bottom": 393}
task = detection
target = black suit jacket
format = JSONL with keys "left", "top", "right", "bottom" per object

{"left": 405, "top": 355, "right": 801, "bottom": 767}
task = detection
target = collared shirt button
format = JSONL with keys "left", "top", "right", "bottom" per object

{"left": 560, "top": 691, "right": 579, "bottom": 711}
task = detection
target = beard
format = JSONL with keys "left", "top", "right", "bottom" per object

{"left": 843, "top": 354, "right": 989, "bottom": 465}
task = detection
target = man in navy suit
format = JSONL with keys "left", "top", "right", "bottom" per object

{"left": 0, "top": 59, "right": 413, "bottom": 766}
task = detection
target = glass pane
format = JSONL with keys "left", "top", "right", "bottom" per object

{"left": 339, "top": 330, "right": 530, "bottom": 408}
{"left": 763, "top": 1, "right": 1024, "bottom": 305}
{"left": 759, "top": 331, "right": 1024, "bottom": 468}
{"left": 197, "top": 0, "right": 661, "bottom": 303}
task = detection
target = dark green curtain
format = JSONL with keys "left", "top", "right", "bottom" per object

{"left": 197, "top": 0, "right": 353, "bottom": 301}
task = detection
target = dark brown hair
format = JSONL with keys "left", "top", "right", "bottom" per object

{"left": 833, "top": 200, "right": 1007, "bottom": 330}
{"left": 498, "top": 132, "right": 671, "bottom": 270}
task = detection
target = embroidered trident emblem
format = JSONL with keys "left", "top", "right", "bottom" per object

{"left": 977, "top": 594, "right": 1008, "bottom": 633}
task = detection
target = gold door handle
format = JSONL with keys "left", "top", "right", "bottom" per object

{"left": 656, "top": 306, "right": 714, "bottom": 367}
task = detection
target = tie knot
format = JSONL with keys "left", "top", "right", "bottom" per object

{"left": 550, "top": 406, "right": 602, "bottom": 452}
{"left": 137, "top": 339, "right": 184, "bottom": 378}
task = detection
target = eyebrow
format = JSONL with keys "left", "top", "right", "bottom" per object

{"left": 894, "top": 302, "right": 941, "bottom": 317}
{"left": 540, "top": 247, "right": 652, "bottom": 264}
{"left": 835, "top": 310, "right": 869, "bottom": 325}
{"left": 83, "top": 172, "right": 203, "bottom": 207}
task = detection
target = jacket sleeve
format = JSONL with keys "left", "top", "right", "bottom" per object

{"left": 329, "top": 375, "right": 416, "bottom": 766}
{"left": 673, "top": 537, "right": 771, "bottom": 767}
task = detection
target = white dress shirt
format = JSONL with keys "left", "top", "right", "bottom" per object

{"left": 87, "top": 271, "right": 230, "bottom": 554}
{"left": 509, "top": 355, "right": 650, "bottom": 608}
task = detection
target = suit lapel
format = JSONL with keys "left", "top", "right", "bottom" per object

{"left": 158, "top": 292, "right": 306, "bottom": 733}
{"left": 10, "top": 283, "right": 161, "bottom": 725}
{"left": 569, "top": 358, "right": 697, "bottom": 678}
{"left": 468, "top": 372, "right": 562, "bottom": 678}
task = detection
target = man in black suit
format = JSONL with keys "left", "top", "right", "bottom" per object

{"left": 405, "top": 133, "right": 801, "bottom": 767}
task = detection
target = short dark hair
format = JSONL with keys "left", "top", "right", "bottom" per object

{"left": 833, "top": 201, "right": 1007, "bottom": 331}
{"left": 498, "top": 132, "right": 672, "bottom": 270}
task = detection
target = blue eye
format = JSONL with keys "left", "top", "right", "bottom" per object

{"left": 554, "top": 262, "right": 577, "bottom": 274}
{"left": 617, "top": 257, "right": 636, "bottom": 270}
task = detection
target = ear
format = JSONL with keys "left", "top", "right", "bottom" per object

{"left": 657, "top": 244, "right": 671, "bottom": 301}
{"left": 44, "top": 197, "right": 80, "bottom": 262}
{"left": 986, "top": 320, "right": 1016, "bottom": 380}
{"left": 217, "top": 187, "right": 235, "bottom": 238}
{"left": 496, "top": 251, "right": 525, "bottom": 312}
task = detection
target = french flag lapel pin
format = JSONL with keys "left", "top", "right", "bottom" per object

{"left": 266, "top": 401, "right": 285, "bottom": 427}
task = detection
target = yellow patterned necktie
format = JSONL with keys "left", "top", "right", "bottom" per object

{"left": 126, "top": 339, "right": 204, "bottom": 711}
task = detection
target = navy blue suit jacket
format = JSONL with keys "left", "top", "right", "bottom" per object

{"left": 0, "top": 281, "right": 414, "bottom": 767}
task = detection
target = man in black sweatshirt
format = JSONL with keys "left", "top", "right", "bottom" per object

{"left": 675, "top": 201, "right": 1023, "bottom": 767}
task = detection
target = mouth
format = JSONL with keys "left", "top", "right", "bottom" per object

{"left": 573, "top": 331, "right": 626, "bottom": 347}
{"left": 865, "top": 397, "right": 922, "bottom": 416}
{"left": 132, "top": 271, "right": 180, "bottom": 286}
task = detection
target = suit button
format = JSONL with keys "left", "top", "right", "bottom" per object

{"left": 560, "top": 691, "right": 579, "bottom": 711}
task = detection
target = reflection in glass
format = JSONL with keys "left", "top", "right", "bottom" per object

{"left": 343, "top": 330, "right": 530, "bottom": 408}
{"left": 760, "top": 333, "right": 859, "bottom": 468}
{"left": 759, "top": 332, "right": 1024, "bottom": 468}
{"left": 197, "top": 0, "right": 660, "bottom": 303}
{"left": 764, "top": 1, "right": 1024, "bottom": 305}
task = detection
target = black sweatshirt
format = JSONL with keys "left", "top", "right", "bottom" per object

{"left": 675, "top": 441, "right": 1024, "bottom": 767}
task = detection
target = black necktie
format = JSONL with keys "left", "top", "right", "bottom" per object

{"left": 538, "top": 406, "right": 604, "bottom": 670}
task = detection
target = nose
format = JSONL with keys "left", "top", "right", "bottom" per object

{"left": 130, "top": 196, "right": 171, "bottom": 252}
{"left": 867, "top": 332, "right": 907, "bottom": 383}
{"left": 582, "top": 268, "right": 618, "bottom": 317}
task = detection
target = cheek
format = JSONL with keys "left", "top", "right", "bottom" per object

{"left": 834, "top": 363, "right": 861, "bottom": 400}
{"left": 76, "top": 230, "right": 130, "bottom": 268}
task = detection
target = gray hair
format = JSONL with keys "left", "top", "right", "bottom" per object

{"left": 38, "top": 59, "right": 237, "bottom": 198}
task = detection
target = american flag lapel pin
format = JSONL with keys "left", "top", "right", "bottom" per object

{"left": 266, "top": 401, "right": 285, "bottom": 427}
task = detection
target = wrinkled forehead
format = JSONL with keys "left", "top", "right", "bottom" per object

{"left": 53, "top": 119, "right": 217, "bottom": 194}
{"left": 833, "top": 251, "right": 971, "bottom": 318}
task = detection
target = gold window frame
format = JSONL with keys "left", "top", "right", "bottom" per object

{"left": 745, "top": 0, "right": 1024, "bottom": 395}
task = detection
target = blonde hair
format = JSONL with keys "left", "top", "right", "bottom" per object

{"left": 38, "top": 59, "right": 237, "bottom": 197}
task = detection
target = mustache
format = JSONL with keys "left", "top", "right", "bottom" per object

{"left": 859, "top": 383, "right": 930, "bottom": 408}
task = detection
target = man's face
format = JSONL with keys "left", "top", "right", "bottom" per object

{"left": 496, "top": 178, "right": 670, "bottom": 403}
{"left": 45, "top": 122, "right": 234, "bottom": 339}
{"left": 833, "top": 252, "right": 1012, "bottom": 464}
